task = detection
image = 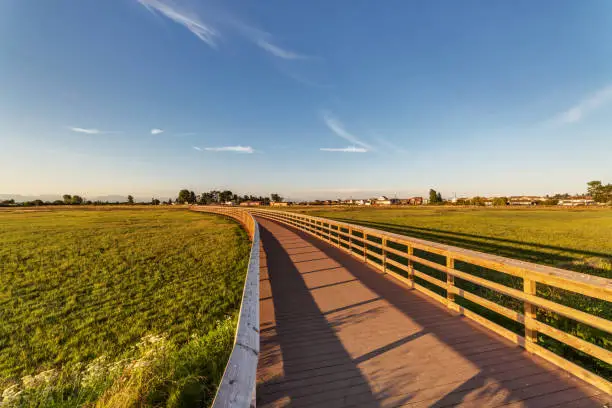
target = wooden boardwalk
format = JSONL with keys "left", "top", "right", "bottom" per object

{"left": 255, "top": 217, "right": 609, "bottom": 408}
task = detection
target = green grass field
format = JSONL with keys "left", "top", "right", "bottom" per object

{"left": 289, "top": 206, "right": 612, "bottom": 278}
{"left": 0, "top": 208, "right": 250, "bottom": 407}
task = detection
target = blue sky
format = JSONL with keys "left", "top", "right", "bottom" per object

{"left": 1, "top": 0, "right": 611, "bottom": 200}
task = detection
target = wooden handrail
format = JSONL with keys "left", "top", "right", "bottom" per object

{"left": 246, "top": 208, "right": 612, "bottom": 394}
{"left": 190, "top": 207, "right": 260, "bottom": 408}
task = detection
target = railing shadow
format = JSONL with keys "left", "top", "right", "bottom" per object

{"left": 256, "top": 222, "right": 381, "bottom": 407}
{"left": 268, "top": 220, "right": 601, "bottom": 407}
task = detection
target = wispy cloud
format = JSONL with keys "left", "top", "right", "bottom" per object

{"left": 375, "top": 136, "right": 407, "bottom": 153}
{"left": 137, "top": 0, "right": 308, "bottom": 61}
{"left": 322, "top": 112, "right": 371, "bottom": 150}
{"left": 151, "top": 128, "right": 164, "bottom": 135}
{"left": 557, "top": 85, "right": 612, "bottom": 124}
{"left": 204, "top": 145, "right": 254, "bottom": 153}
{"left": 68, "top": 127, "right": 120, "bottom": 135}
{"left": 256, "top": 39, "right": 308, "bottom": 60}
{"left": 320, "top": 146, "right": 368, "bottom": 153}
{"left": 192, "top": 146, "right": 202, "bottom": 151}
{"left": 137, "top": 0, "right": 219, "bottom": 47}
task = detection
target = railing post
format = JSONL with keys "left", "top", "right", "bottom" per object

{"left": 348, "top": 227, "right": 353, "bottom": 254}
{"left": 407, "top": 245, "right": 415, "bottom": 289}
{"left": 524, "top": 278, "right": 537, "bottom": 351}
{"left": 446, "top": 255, "right": 456, "bottom": 311}
{"left": 382, "top": 237, "right": 387, "bottom": 274}
{"left": 363, "top": 232, "right": 368, "bottom": 262}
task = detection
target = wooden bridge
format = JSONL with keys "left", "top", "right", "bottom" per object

{"left": 192, "top": 207, "right": 612, "bottom": 408}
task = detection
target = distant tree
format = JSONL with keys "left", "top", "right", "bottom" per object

{"left": 271, "top": 193, "right": 283, "bottom": 202}
{"left": 218, "top": 190, "right": 232, "bottom": 203}
{"left": 542, "top": 198, "right": 559, "bottom": 206}
{"left": 428, "top": 189, "right": 437, "bottom": 204}
{"left": 189, "top": 191, "right": 197, "bottom": 204}
{"left": 470, "top": 196, "right": 486, "bottom": 206}
{"left": 151, "top": 198, "right": 160, "bottom": 205}
{"left": 127, "top": 195, "right": 134, "bottom": 204}
{"left": 167, "top": 198, "right": 173, "bottom": 205}
{"left": 492, "top": 197, "right": 508, "bottom": 206}
{"left": 587, "top": 180, "right": 612, "bottom": 203}
{"left": 71, "top": 195, "right": 83, "bottom": 205}
{"left": 177, "top": 189, "right": 191, "bottom": 204}
{"left": 84, "top": 200, "right": 92, "bottom": 205}
{"left": 53, "top": 200, "right": 64, "bottom": 205}
{"left": 63, "top": 194, "right": 72, "bottom": 205}
{"left": 429, "top": 189, "right": 443, "bottom": 204}
{"left": 32, "top": 199, "right": 44, "bottom": 206}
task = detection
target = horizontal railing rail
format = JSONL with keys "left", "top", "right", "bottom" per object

{"left": 191, "top": 207, "right": 260, "bottom": 407}
{"left": 246, "top": 207, "right": 612, "bottom": 395}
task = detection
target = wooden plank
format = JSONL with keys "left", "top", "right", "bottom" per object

{"left": 384, "top": 245, "right": 409, "bottom": 260}
{"left": 458, "top": 307, "right": 526, "bottom": 347}
{"left": 413, "top": 282, "right": 449, "bottom": 306}
{"left": 529, "top": 343, "right": 612, "bottom": 395}
{"left": 365, "top": 249, "right": 383, "bottom": 262}
{"left": 386, "top": 269, "right": 415, "bottom": 288}
{"left": 443, "top": 266, "right": 612, "bottom": 335}
{"left": 449, "top": 286, "right": 525, "bottom": 323}
{"left": 531, "top": 320, "right": 612, "bottom": 365}
{"left": 384, "top": 256, "right": 409, "bottom": 273}
{"left": 413, "top": 269, "right": 446, "bottom": 289}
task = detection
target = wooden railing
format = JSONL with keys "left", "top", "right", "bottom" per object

{"left": 248, "top": 208, "right": 612, "bottom": 394}
{"left": 191, "top": 207, "right": 259, "bottom": 407}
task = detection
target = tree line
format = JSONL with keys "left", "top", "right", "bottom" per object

{"left": 174, "top": 189, "right": 283, "bottom": 205}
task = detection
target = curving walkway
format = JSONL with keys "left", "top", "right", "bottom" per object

{"left": 255, "top": 217, "right": 609, "bottom": 408}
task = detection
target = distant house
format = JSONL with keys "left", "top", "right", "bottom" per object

{"left": 404, "top": 197, "right": 423, "bottom": 205}
{"left": 375, "top": 196, "right": 400, "bottom": 205}
{"left": 270, "top": 202, "right": 289, "bottom": 207}
{"left": 508, "top": 196, "right": 543, "bottom": 206}
{"left": 557, "top": 198, "right": 595, "bottom": 206}
{"left": 240, "top": 201, "right": 262, "bottom": 206}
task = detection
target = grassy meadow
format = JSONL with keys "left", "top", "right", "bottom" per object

{"left": 0, "top": 208, "right": 250, "bottom": 407}
{"left": 289, "top": 206, "right": 612, "bottom": 278}
{"left": 285, "top": 206, "right": 612, "bottom": 378}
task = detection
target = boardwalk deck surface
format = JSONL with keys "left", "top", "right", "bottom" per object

{"left": 255, "top": 218, "right": 609, "bottom": 408}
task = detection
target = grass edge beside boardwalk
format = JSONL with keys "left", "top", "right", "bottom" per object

{"left": 0, "top": 208, "right": 250, "bottom": 407}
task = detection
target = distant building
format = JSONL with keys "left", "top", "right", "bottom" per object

{"left": 240, "top": 201, "right": 262, "bottom": 206}
{"left": 270, "top": 202, "right": 289, "bottom": 207}
{"left": 408, "top": 197, "right": 423, "bottom": 205}
{"left": 375, "top": 196, "right": 400, "bottom": 205}
{"left": 557, "top": 198, "right": 595, "bottom": 206}
{"left": 508, "top": 196, "right": 544, "bottom": 206}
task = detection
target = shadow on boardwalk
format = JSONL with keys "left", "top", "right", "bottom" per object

{"left": 256, "top": 221, "right": 380, "bottom": 407}
{"left": 255, "top": 218, "right": 607, "bottom": 407}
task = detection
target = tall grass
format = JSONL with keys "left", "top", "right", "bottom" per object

{"left": 0, "top": 208, "right": 250, "bottom": 407}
